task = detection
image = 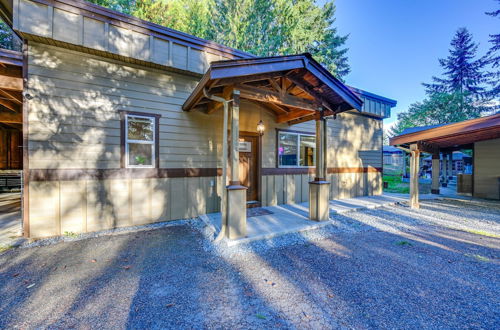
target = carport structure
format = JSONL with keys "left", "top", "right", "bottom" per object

{"left": 390, "top": 113, "right": 500, "bottom": 208}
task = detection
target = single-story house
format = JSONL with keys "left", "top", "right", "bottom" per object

{"left": 390, "top": 113, "right": 500, "bottom": 207}
{"left": 383, "top": 145, "right": 404, "bottom": 166}
{"left": 422, "top": 151, "right": 472, "bottom": 177}
{"left": 0, "top": 0, "right": 397, "bottom": 239}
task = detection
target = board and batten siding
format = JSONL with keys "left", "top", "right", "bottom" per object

{"left": 26, "top": 42, "right": 384, "bottom": 238}
{"left": 473, "top": 138, "right": 500, "bottom": 200}
{"left": 14, "top": 0, "right": 242, "bottom": 76}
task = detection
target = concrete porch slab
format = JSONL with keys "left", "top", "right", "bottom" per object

{"left": 329, "top": 194, "right": 405, "bottom": 214}
{"left": 0, "top": 193, "right": 24, "bottom": 251}
{"left": 203, "top": 194, "right": 404, "bottom": 246}
{"left": 204, "top": 203, "right": 333, "bottom": 246}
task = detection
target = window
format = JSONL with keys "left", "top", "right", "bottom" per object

{"left": 123, "top": 113, "right": 159, "bottom": 168}
{"left": 278, "top": 131, "right": 316, "bottom": 167}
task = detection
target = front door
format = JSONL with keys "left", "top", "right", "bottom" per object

{"left": 239, "top": 133, "right": 259, "bottom": 203}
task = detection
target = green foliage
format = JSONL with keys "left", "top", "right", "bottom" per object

{"left": 89, "top": 0, "right": 134, "bottom": 14}
{"left": 395, "top": 240, "right": 413, "bottom": 247}
{"left": 382, "top": 175, "right": 409, "bottom": 194}
{"left": 0, "top": 21, "right": 22, "bottom": 51}
{"left": 389, "top": 91, "right": 484, "bottom": 136}
{"left": 63, "top": 231, "right": 78, "bottom": 238}
{"left": 85, "top": 0, "right": 350, "bottom": 79}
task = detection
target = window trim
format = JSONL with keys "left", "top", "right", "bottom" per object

{"left": 119, "top": 110, "right": 161, "bottom": 169}
{"left": 277, "top": 129, "right": 316, "bottom": 168}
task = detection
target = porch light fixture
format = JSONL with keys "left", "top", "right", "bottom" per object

{"left": 257, "top": 120, "right": 265, "bottom": 136}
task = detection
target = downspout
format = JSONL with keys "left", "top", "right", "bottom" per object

{"left": 203, "top": 88, "right": 231, "bottom": 241}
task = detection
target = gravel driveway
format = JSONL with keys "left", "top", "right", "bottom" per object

{"left": 0, "top": 199, "right": 499, "bottom": 329}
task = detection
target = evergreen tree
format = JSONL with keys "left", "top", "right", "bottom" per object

{"left": 423, "top": 28, "right": 486, "bottom": 99}
{"left": 486, "top": 0, "right": 500, "bottom": 68}
{"left": 85, "top": 0, "right": 350, "bottom": 79}
{"left": 484, "top": 0, "right": 500, "bottom": 100}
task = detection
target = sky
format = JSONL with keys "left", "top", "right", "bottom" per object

{"left": 328, "top": 0, "right": 498, "bottom": 130}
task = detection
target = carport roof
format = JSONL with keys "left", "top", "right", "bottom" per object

{"left": 390, "top": 113, "right": 500, "bottom": 150}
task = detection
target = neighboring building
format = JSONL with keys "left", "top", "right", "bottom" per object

{"left": 0, "top": 0, "right": 396, "bottom": 238}
{"left": 422, "top": 151, "right": 472, "bottom": 176}
{"left": 390, "top": 114, "right": 500, "bottom": 205}
{"left": 383, "top": 145, "right": 404, "bottom": 166}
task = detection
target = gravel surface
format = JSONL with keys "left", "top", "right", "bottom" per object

{"left": 0, "top": 199, "right": 499, "bottom": 329}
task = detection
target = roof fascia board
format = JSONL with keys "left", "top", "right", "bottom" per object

{"left": 349, "top": 86, "right": 397, "bottom": 107}
{"left": 303, "top": 58, "right": 363, "bottom": 111}
{"left": 210, "top": 59, "right": 304, "bottom": 80}
{"left": 182, "top": 69, "right": 212, "bottom": 110}
{"left": 390, "top": 114, "right": 500, "bottom": 146}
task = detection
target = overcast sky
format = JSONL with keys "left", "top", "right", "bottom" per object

{"left": 330, "top": 0, "right": 498, "bottom": 129}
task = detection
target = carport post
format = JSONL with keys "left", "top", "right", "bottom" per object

{"left": 309, "top": 117, "right": 330, "bottom": 221}
{"left": 447, "top": 152, "right": 453, "bottom": 179}
{"left": 409, "top": 144, "right": 420, "bottom": 209}
{"left": 431, "top": 153, "right": 440, "bottom": 194}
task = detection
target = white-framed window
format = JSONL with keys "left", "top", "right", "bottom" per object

{"left": 277, "top": 131, "right": 316, "bottom": 167}
{"left": 125, "top": 114, "right": 157, "bottom": 168}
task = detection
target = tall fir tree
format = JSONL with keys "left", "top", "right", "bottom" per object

{"left": 485, "top": 0, "right": 500, "bottom": 100}
{"left": 423, "top": 28, "right": 486, "bottom": 99}
{"left": 486, "top": 0, "right": 500, "bottom": 68}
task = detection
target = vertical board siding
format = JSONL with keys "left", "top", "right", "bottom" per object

{"left": 474, "top": 138, "right": 500, "bottom": 200}
{"left": 29, "top": 176, "right": 220, "bottom": 238}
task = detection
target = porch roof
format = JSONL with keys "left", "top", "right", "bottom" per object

{"left": 390, "top": 113, "right": 500, "bottom": 151}
{"left": 182, "top": 53, "right": 364, "bottom": 125}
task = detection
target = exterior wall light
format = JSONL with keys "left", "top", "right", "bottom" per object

{"left": 257, "top": 120, "right": 265, "bottom": 136}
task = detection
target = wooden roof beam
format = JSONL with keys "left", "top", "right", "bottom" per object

{"left": 236, "top": 84, "right": 321, "bottom": 112}
{"left": 286, "top": 74, "right": 337, "bottom": 112}
{"left": 207, "top": 85, "right": 234, "bottom": 114}
{"left": 212, "top": 72, "right": 285, "bottom": 88}
{"left": 0, "top": 111, "right": 22, "bottom": 124}
{"left": 0, "top": 75, "right": 22, "bottom": 91}
{"left": 287, "top": 113, "right": 317, "bottom": 125}
{"left": 276, "top": 109, "right": 315, "bottom": 123}
{"left": 0, "top": 89, "right": 22, "bottom": 104}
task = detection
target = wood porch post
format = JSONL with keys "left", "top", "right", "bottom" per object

{"left": 309, "top": 117, "right": 330, "bottom": 221}
{"left": 226, "top": 89, "right": 247, "bottom": 239}
{"left": 442, "top": 153, "right": 448, "bottom": 186}
{"left": 409, "top": 143, "right": 420, "bottom": 209}
{"left": 447, "top": 152, "right": 453, "bottom": 179}
{"left": 431, "top": 152, "right": 440, "bottom": 194}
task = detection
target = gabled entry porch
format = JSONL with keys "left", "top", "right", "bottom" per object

{"left": 183, "top": 53, "right": 363, "bottom": 239}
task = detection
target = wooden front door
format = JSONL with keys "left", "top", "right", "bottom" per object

{"left": 239, "top": 133, "right": 259, "bottom": 203}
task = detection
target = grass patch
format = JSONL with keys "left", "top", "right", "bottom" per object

{"left": 467, "top": 254, "right": 491, "bottom": 262}
{"left": 462, "top": 229, "right": 500, "bottom": 238}
{"left": 0, "top": 245, "right": 13, "bottom": 253}
{"left": 63, "top": 231, "right": 78, "bottom": 238}
{"left": 383, "top": 175, "right": 410, "bottom": 194}
{"left": 395, "top": 240, "right": 413, "bottom": 247}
